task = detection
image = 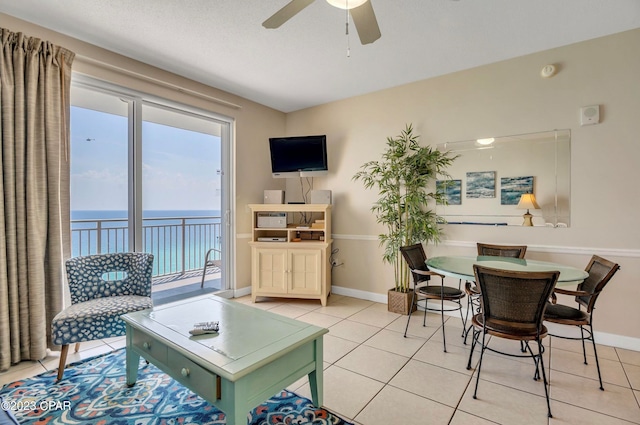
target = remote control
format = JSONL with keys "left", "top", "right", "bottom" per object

{"left": 189, "top": 321, "right": 219, "bottom": 335}
{"left": 189, "top": 328, "right": 219, "bottom": 335}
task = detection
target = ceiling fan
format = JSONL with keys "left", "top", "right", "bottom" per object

{"left": 262, "top": 0, "right": 381, "bottom": 45}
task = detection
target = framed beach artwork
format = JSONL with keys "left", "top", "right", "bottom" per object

{"left": 436, "top": 179, "right": 462, "bottom": 205}
{"left": 466, "top": 171, "right": 495, "bottom": 198}
{"left": 501, "top": 176, "right": 534, "bottom": 205}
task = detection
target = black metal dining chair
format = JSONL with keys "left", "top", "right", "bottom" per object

{"left": 544, "top": 255, "right": 620, "bottom": 390}
{"left": 466, "top": 265, "right": 559, "bottom": 418}
{"left": 462, "top": 243, "right": 528, "bottom": 343}
{"left": 400, "top": 244, "right": 466, "bottom": 352}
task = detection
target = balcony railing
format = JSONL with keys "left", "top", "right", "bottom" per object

{"left": 71, "top": 215, "right": 222, "bottom": 278}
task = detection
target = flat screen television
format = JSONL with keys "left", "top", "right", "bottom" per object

{"left": 269, "top": 135, "right": 328, "bottom": 178}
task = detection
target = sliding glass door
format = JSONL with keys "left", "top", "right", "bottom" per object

{"left": 141, "top": 103, "right": 224, "bottom": 295}
{"left": 70, "top": 79, "right": 232, "bottom": 297}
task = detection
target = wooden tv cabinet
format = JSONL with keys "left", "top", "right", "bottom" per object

{"left": 248, "top": 204, "right": 332, "bottom": 306}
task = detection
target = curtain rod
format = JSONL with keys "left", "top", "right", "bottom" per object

{"left": 75, "top": 54, "right": 242, "bottom": 110}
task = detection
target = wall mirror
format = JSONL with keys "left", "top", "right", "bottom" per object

{"left": 435, "top": 129, "right": 570, "bottom": 227}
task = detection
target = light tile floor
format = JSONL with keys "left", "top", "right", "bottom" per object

{"left": 1, "top": 294, "right": 639, "bottom": 425}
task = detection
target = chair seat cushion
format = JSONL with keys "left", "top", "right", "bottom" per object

{"left": 472, "top": 314, "right": 548, "bottom": 340}
{"left": 544, "top": 303, "right": 589, "bottom": 324}
{"left": 52, "top": 295, "right": 152, "bottom": 345}
{"left": 418, "top": 285, "right": 465, "bottom": 299}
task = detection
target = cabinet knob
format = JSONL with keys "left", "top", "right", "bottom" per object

{"left": 143, "top": 341, "right": 151, "bottom": 349}
{"left": 181, "top": 367, "right": 190, "bottom": 377}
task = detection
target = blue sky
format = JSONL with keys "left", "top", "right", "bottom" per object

{"left": 70, "top": 106, "right": 221, "bottom": 212}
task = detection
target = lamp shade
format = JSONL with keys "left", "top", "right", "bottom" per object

{"left": 517, "top": 193, "right": 540, "bottom": 210}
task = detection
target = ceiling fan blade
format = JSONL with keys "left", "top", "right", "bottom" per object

{"left": 262, "top": 0, "right": 316, "bottom": 29}
{"left": 350, "top": 0, "right": 381, "bottom": 45}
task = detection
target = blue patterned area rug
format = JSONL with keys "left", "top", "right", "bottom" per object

{"left": 0, "top": 349, "right": 352, "bottom": 425}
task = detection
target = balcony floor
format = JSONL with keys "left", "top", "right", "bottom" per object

{"left": 151, "top": 268, "right": 222, "bottom": 305}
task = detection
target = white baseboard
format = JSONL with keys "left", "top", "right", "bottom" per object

{"left": 332, "top": 285, "right": 387, "bottom": 304}
{"left": 590, "top": 332, "right": 640, "bottom": 352}
{"left": 331, "top": 285, "right": 640, "bottom": 352}
{"left": 234, "top": 286, "right": 252, "bottom": 298}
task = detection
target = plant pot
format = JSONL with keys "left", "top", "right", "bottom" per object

{"left": 387, "top": 288, "right": 416, "bottom": 315}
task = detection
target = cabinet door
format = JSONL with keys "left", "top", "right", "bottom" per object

{"left": 288, "top": 249, "right": 322, "bottom": 295}
{"left": 254, "top": 248, "right": 288, "bottom": 293}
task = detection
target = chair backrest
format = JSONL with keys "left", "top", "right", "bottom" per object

{"left": 576, "top": 255, "right": 620, "bottom": 312}
{"left": 66, "top": 252, "right": 154, "bottom": 304}
{"left": 477, "top": 243, "right": 527, "bottom": 259}
{"left": 400, "top": 244, "right": 430, "bottom": 283}
{"left": 473, "top": 265, "right": 559, "bottom": 334}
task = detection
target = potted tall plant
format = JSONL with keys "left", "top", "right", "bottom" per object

{"left": 353, "top": 124, "right": 457, "bottom": 314}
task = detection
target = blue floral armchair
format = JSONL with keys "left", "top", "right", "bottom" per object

{"left": 52, "top": 252, "right": 154, "bottom": 381}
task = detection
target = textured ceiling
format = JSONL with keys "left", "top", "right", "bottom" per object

{"left": 1, "top": 0, "right": 640, "bottom": 112}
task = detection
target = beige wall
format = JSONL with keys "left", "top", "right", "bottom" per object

{"left": 1, "top": 13, "right": 286, "bottom": 291}
{"left": 285, "top": 29, "right": 640, "bottom": 346}
{"left": 4, "top": 13, "right": 639, "bottom": 346}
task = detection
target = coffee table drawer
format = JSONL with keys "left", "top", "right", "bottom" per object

{"left": 168, "top": 350, "right": 220, "bottom": 399}
{"left": 131, "top": 329, "right": 168, "bottom": 363}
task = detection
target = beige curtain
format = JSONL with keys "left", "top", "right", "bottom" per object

{"left": 0, "top": 28, "right": 74, "bottom": 371}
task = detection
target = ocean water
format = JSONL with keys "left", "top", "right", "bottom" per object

{"left": 71, "top": 210, "right": 222, "bottom": 276}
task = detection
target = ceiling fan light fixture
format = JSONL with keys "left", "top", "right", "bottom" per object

{"left": 326, "top": 0, "right": 368, "bottom": 10}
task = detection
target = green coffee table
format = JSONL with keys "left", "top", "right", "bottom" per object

{"left": 122, "top": 295, "right": 327, "bottom": 425}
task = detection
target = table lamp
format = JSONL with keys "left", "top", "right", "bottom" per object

{"left": 517, "top": 193, "right": 540, "bottom": 226}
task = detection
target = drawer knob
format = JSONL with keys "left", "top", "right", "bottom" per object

{"left": 181, "top": 367, "right": 190, "bottom": 377}
{"left": 143, "top": 341, "right": 151, "bottom": 349}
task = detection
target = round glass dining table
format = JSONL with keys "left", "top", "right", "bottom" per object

{"left": 426, "top": 255, "right": 588, "bottom": 286}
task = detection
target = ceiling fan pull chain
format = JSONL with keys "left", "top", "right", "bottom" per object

{"left": 345, "top": 1, "right": 351, "bottom": 57}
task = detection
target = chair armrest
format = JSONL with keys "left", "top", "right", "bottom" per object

{"left": 205, "top": 248, "right": 222, "bottom": 262}
{"left": 412, "top": 269, "right": 445, "bottom": 279}
{"left": 465, "top": 281, "right": 480, "bottom": 295}
{"left": 553, "top": 287, "right": 592, "bottom": 297}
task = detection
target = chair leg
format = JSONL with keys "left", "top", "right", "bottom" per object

{"left": 462, "top": 296, "right": 470, "bottom": 338}
{"left": 589, "top": 322, "right": 604, "bottom": 391}
{"left": 537, "top": 339, "right": 553, "bottom": 418}
{"left": 201, "top": 263, "right": 208, "bottom": 288}
{"left": 57, "top": 345, "right": 70, "bottom": 381}
{"left": 458, "top": 299, "right": 467, "bottom": 335}
{"left": 403, "top": 290, "right": 417, "bottom": 338}
{"left": 580, "top": 324, "right": 588, "bottom": 364}
{"left": 522, "top": 338, "right": 552, "bottom": 417}
{"left": 74, "top": 342, "right": 81, "bottom": 353}
{"left": 460, "top": 280, "right": 468, "bottom": 338}
{"left": 422, "top": 299, "right": 428, "bottom": 327}
{"left": 523, "top": 341, "right": 541, "bottom": 381}
{"left": 466, "top": 327, "right": 479, "bottom": 370}
{"left": 463, "top": 295, "right": 479, "bottom": 345}
{"left": 463, "top": 323, "right": 472, "bottom": 344}
{"left": 440, "top": 297, "right": 447, "bottom": 352}
{"left": 473, "top": 329, "right": 488, "bottom": 399}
